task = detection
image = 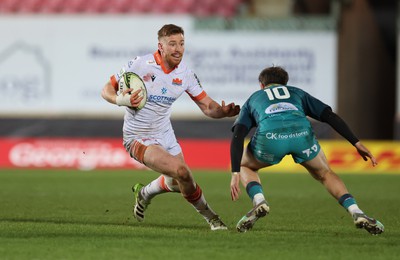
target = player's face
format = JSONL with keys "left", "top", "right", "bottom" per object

{"left": 159, "top": 33, "right": 185, "bottom": 70}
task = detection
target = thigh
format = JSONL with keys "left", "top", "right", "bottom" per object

{"left": 242, "top": 145, "right": 272, "bottom": 171}
{"left": 240, "top": 145, "right": 272, "bottom": 186}
{"left": 301, "top": 149, "right": 331, "bottom": 179}
{"left": 144, "top": 145, "right": 188, "bottom": 178}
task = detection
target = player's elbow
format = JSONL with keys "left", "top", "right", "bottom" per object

{"left": 101, "top": 82, "right": 116, "bottom": 103}
{"left": 101, "top": 87, "right": 110, "bottom": 102}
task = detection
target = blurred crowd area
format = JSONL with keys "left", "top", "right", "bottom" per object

{"left": 0, "top": 0, "right": 397, "bottom": 139}
{"left": 0, "top": 0, "right": 331, "bottom": 17}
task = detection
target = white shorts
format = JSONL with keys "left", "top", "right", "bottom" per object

{"left": 123, "top": 129, "right": 182, "bottom": 160}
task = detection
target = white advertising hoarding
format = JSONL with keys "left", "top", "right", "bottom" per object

{"left": 0, "top": 15, "right": 337, "bottom": 118}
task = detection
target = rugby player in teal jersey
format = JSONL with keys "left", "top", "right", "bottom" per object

{"left": 230, "top": 66, "right": 384, "bottom": 235}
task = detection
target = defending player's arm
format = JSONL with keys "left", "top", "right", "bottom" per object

{"left": 320, "top": 107, "right": 377, "bottom": 166}
{"left": 195, "top": 95, "right": 240, "bottom": 118}
{"left": 231, "top": 124, "right": 248, "bottom": 173}
{"left": 230, "top": 124, "right": 250, "bottom": 200}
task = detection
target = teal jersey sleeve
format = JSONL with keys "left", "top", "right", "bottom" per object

{"left": 232, "top": 98, "right": 255, "bottom": 131}
{"left": 296, "top": 88, "right": 331, "bottom": 120}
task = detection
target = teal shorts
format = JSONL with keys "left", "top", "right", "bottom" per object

{"left": 248, "top": 127, "right": 320, "bottom": 165}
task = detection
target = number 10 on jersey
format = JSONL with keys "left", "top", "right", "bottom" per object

{"left": 264, "top": 86, "right": 290, "bottom": 100}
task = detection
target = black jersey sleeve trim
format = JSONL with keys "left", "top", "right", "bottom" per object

{"left": 320, "top": 107, "right": 359, "bottom": 145}
{"left": 230, "top": 124, "right": 249, "bottom": 172}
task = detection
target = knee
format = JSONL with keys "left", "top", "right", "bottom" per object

{"left": 176, "top": 165, "right": 192, "bottom": 183}
{"left": 310, "top": 168, "right": 331, "bottom": 182}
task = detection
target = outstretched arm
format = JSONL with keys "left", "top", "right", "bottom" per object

{"left": 230, "top": 124, "right": 249, "bottom": 200}
{"left": 320, "top": 107, "right": 377, "bottom": 166}
{"left": 195, "top": 95, "right": 240, "bottom": 119}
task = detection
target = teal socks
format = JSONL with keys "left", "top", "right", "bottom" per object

{"left": 246, "top": 181, "right": 264, "bottom": 201}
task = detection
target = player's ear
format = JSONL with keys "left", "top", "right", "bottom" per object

{"left": 158, "top": 42, "right": 163, "bottom": 53}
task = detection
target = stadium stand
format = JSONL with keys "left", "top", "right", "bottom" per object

{"left": 0, "top": 0, "right": 247, "bottom": 17}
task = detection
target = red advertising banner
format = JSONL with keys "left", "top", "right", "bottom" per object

{"left": 0, "top": 138, "right": 230, "bottom": 170}
{"left": 0, "top": 138, "right": 399, "bottom": 173}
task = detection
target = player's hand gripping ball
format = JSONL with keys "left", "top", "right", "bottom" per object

{"left": 117, "top": 72, "right": 147, "bottom": 110}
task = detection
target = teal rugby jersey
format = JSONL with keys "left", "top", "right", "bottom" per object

{"left": 234, "top": 85, "right": 330, "bottom": 133}
{"left": 233, "top": 84, "right": 331, "bottom": 164}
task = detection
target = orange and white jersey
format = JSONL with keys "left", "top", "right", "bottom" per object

{"left": 110, "top": 51, "right": 206, "bottom": 143}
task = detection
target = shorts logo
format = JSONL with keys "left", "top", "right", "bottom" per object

{"left": 266, "top": 133, "right": 278, "bottom": 139}
{"left": 266, "top": 130, "right": 309, "bottom": 140}
{"left": 256, "top": 150, "right": 274, "bottom": 161}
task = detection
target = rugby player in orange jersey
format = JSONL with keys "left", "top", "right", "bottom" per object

{"left": 102, "top": 24, "right": 239, "bottom": 230}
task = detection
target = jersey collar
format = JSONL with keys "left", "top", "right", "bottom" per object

{"left": 264, "top": 83, "right": 282, "bottom": 89}
{"left": 153, "top": 51, "right": 177, "bottom": 74}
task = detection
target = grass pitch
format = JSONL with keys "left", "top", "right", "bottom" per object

{"left": 0, "top": 169, "right": 399, "bottom": 260}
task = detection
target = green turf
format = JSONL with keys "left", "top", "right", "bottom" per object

{"left": 0, "top": 169, "right": 399, "bottom": 260}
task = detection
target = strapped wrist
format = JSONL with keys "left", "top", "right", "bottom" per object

{"left": 116, "top": 94, "right": 132, "bottom": 107}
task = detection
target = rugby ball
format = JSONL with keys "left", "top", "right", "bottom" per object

{"left": 118, "top": 72, "right": 147, "bottom": 110}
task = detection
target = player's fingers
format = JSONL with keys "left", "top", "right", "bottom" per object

{"left": 231, "top": 186, "right": 240, "bottom": 201}
{"left": 371, "top": 160, "right": 378, "bottom": 167}
{"left": 130, "top": 89, "right": 141, "bottom": 97}
{"left": 122, "top": 88, "right": 132, "bottom": 95}
{"left": 370, "top": 154, "right": 378, "bottom": 166}
{"left": 130, "top": 96, "right": 143, "bottom": 106}
{"left": 231, "top": 191, "right": 238, "bottom": 201}
{"left": 221, "top": 100, "right": 226, "bottom": 107}
{"left": 231, "top": 187, "right": 237, "bottom": 201}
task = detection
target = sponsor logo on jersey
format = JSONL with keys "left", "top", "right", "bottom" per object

{"left": 265, "top": 102, "right": 298, "bottom": 114}
{"left": 143, "top": 73, "right": 156, "bottom": 82}
{"left": 172, "top": 78, "right": 182, "bottom": 86}
{"left": 266, "top": 130, "right": 309, "bottom": 140}
{"left": 148, "top": 95, "right": 176, "bottom": 105}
